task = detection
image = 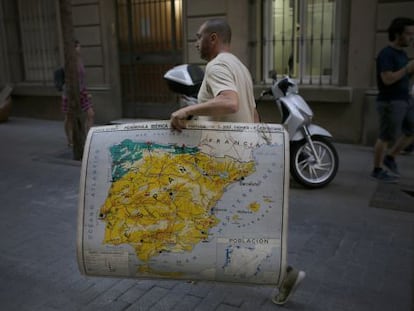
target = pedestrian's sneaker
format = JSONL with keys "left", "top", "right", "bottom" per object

{"left": 383, "top": 155, "right": 400, "bottom": 176}
{"left": 370, "top": 168, "right": 399, "bottom": 183}
{"left": 272, "top": 266, "right": 306, "bottom": 306}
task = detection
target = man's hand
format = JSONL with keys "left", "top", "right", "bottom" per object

{"left": 407, "top": 60, "right": 414, "bottom": 74}
{"left": 170, "top": 107, "right": 190, "bottom": 132}
{"left": 382, "top": 60, "right": 414, "bottom": 85}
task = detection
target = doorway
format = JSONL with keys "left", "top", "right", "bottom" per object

{"left": 116, "top": 0, "right": 183, "bottom": 118}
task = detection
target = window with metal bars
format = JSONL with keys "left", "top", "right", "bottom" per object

{"left": 17, "top": 0, "right": 60, "bottom": 83}
{"left": 263, "top": 0, "right": 340, "bottom": 85}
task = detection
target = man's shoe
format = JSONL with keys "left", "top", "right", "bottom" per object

{"left": 371, "top": 168, "right": 399, "bottom": 183}
{"left": 383, "top": 155, "right": 400, "bottom": 176}
{"left": 272, "top": 266, "right": 306, "bottom": 305}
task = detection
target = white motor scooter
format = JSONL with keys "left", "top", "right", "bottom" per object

{"left": 164, "top": 65, "right": 338, "bottom": 188}
{"left": 258, "top": 72, "right": 338, "bottom": 188}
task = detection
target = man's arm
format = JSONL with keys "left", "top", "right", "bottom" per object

{"left": 170, "top": 90, "right": 239, "bottom": 131}
{"left": 381, "top": 59, "right": 414, "bottom": 85}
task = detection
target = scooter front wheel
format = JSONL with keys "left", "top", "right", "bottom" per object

{"left": 290, "top": 136, "right": 339, "bottom": 188}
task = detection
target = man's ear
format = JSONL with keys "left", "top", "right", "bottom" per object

{"left": 210, "top": 32, "right": 218, "bottom": 43}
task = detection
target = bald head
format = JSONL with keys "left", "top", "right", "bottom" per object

{"left": 202, "top": 18, "right": 232, "bottom": 44}
{"left": 196, "top": 18, "right": 232, "bottom": 61}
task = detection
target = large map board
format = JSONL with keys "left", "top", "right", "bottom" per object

{"left": 77, "top": 121, "right": 289, "bottom": 286}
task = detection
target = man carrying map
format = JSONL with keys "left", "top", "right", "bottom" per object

{"left": 169, "top": 18, "right": 305, "bottom": 306}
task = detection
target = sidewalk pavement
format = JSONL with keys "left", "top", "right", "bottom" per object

{"left": 0, "top": 117, "right": 413, "bottom": 311}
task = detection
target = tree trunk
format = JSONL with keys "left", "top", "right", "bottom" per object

{"left": 59, "top": 0, "right": 85, "bottom": 160}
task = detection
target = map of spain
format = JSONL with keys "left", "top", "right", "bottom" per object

{"left": 77, "top": 121, "right": 288, "bottom": 285}
{"left": 100, "top": 140, "right": 256, "bottom": 262}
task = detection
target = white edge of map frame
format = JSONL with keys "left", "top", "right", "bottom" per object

{"left": 76, "top": 125, "right": 94, "bottom": 276}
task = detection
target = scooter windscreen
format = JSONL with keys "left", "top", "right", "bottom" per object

{"left": 164, "top": 64, "right": 204, "bottom": 96}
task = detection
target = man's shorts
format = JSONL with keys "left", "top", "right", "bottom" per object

{"left": 376, "top": 99, "right": 414, "bottom": 141}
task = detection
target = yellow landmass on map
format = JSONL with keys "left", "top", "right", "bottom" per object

{"left": 100, "top": 150, "right": 255, "bottom": 261}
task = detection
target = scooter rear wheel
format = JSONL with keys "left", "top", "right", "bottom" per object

{"left": 290, "top": 136, "right": 338, "bottom": 188}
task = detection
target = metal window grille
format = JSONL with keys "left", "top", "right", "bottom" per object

{"left": 116, "top": 0, "right": 183, "bottom": 108}
{"left": 17, "top": 0, "right": 60, "bottom": 83}
{"left": 117, "top": 0, "right": 182, "bottom": 52}
{"left": 264, "top": 0, "right": 339, "bottom": 85}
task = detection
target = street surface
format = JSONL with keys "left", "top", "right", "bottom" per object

{"left": 0, "top": 117, "right": 413, "bottom": 311}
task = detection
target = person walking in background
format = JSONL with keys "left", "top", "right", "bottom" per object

{"left": 62, "top": 40, "right": 94, "bottom": 147}
{"left": 170, "top": 18, "right": 305, "bottom": 306}
{"left": 371, "top": 17, "right": 414, "bottom": 182}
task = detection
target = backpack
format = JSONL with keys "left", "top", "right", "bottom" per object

{"left": 53, "top": 67, "right": 65, "bottom": 91}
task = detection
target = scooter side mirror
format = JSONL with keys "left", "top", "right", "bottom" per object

{"left": 268, "top": 70, "right": 277, "bottom": 81}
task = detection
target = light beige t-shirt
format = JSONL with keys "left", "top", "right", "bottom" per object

{"left": 197, "top": 52, "right": 256, "bottom": 123}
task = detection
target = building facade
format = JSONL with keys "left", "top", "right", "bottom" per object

{"left": 1, "top": 0, "right": 413, "bottom": 144}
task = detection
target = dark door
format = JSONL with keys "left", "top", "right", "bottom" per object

{"left": 116, "top": 0, "right": 183, "bottom": 118}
